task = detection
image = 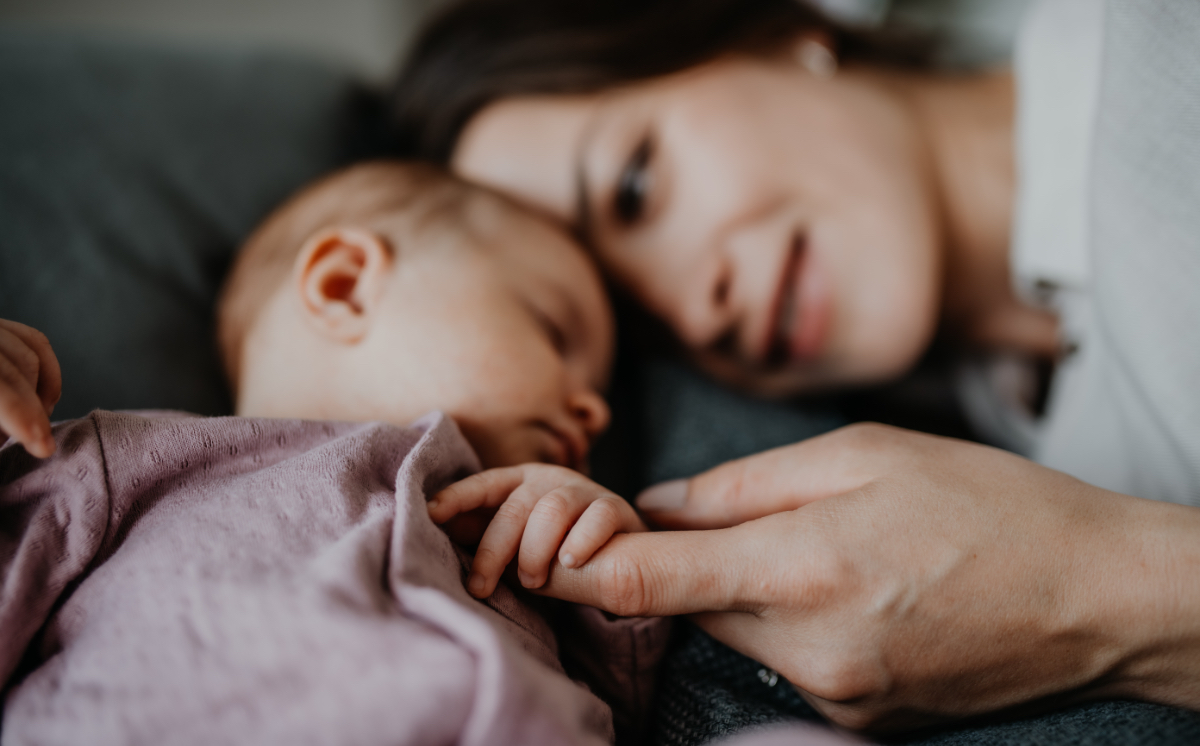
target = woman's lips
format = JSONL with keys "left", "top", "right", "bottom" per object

{"left": 765, "top": 234, "right": 831, "bottom": 367}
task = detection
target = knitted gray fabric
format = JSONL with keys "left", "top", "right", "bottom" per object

{"left": 649, "top": 623, "right": 1200, "bottom": 746}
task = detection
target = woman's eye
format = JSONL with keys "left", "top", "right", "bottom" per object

{"left": 613, "top": 136, "right": 653, "bottom": 226}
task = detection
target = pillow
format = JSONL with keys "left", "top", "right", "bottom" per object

{"left": 0, "top": 28, "right": 379, "bottom": 418}
{"left": 637, "top": 357, "right": 844, "bottom": 484}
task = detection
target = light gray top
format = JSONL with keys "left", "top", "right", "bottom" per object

{"left": 980, "top": 0, "right": 1200, "bottom": 505}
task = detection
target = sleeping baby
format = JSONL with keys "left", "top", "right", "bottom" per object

{"left": 0, "top": 162, "right": 666, "bottom": 746}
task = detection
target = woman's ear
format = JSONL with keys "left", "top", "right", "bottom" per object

{"left": 294, "top": 227, "right": 393, "bottom": 344}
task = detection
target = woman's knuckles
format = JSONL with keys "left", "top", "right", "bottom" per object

{"left": 548, "top": 533, "right": 733, "bottom": 616}
{"left": 597, "top": 562, "right": 654, "bottom": 616}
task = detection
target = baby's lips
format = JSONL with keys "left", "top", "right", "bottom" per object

{"left": 566, "top": 428, "right": 593, "bottom": 473}
{"left": 544, "top": 422, "right": 588, "bottom": 472}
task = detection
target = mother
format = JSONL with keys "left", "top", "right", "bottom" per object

{"left": 392, "top": 0, "right": 1200, "bottom": 734}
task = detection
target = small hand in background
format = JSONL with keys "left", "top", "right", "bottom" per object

{"left": 0, "top": 319, "right": 62, "bottom": 458}
{"left": 429, "top": 463, "right": 648, "bottom": 599}
{"left": 0, "top": 319, "right": 61, "bottom": 459}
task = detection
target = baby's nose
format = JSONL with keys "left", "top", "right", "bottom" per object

{"left": 569, "top": 389, "right": 611, "bottom": 439}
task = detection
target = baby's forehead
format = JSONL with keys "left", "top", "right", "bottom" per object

{"left": 323, "top": 170, "right": 607, "bottom": 329}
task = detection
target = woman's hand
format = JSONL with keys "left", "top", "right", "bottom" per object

{"left": 536, "top": 424, "right": 1200, "bottom": 732}
{"left": 0, "top": 320, "right": 61, "bottom": 458}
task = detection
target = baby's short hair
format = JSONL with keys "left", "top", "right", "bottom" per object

{"left": 217, "top": 161, "right": 472, "bottom": 388}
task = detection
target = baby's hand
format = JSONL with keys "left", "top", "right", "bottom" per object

{"left": 429, "top": 464, "right": 648, "bottom": 599}
{"left": 0, "top": 319, "right": 61, "bottom": 458}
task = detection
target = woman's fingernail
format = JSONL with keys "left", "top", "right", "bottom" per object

{"left": 426, "top": 497, "right": 440, "bottom": 511}
{"left": 636, "top": 479, "right": 689, "bottom": 511}
{"left": 467, "top": 572, "right": 486, "bottom": 596}
{"left": 560, "top": 552, "right": 577, "bottom": 569}
{"left": 517, "top": 569, "right": 536, "bottom": 588}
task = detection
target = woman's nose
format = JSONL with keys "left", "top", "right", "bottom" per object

{"left": 674, "top": 257, "right": 737, "bottom": 351}
{"left": 569, "top": 389, "right": 611, "bottom": 440}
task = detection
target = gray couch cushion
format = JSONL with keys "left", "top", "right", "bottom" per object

{"left": 0, "top": 28, "right": 369, "bottom": 418}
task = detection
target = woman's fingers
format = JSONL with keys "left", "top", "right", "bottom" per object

{"left": 636, "top": 423, "right": 911, "bottom": 529}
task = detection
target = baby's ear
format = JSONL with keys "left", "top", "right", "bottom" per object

{"left": 294, "top": 227, "right": 392, "bottom": 343}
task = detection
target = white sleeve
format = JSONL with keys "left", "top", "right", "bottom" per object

{"left": 1029, "top": 0, "right": 1200, "bottom": 505}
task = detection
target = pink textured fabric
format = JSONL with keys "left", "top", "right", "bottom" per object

{"left": 0, "top": 411, "right": 668, "bottom": 745}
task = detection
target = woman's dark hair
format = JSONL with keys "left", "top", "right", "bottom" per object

{"left": 390, "top": 0, "right": 925, "bottom": 163}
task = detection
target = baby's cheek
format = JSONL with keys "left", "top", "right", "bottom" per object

{"left": 453, "top": 417, "right": 542, "bottom": 470}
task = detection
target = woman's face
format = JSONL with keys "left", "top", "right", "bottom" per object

{"left": 454, "top": 54, "right": 944, "bottom": 395}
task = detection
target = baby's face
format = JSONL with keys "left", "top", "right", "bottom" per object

{"left": 357, "top": 196, "right": 614, "bottom": 470}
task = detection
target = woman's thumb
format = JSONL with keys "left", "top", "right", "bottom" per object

{"left": 634, "top": 446, "right": 802, "bottom": 529}
{"left": 635, "top": 431, "right": 876, "bottom": 529}
{"left": 537, "top": 530, "right": 743, "bottom": 616}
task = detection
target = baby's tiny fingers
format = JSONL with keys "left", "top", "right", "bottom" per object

{"left": 516, "top": 486, "right": 595, "bottom": 588}
{"left": 559, "top": 497, "right": 643, "bottom": 570}
{"left": 0, "top": 321, "right": 61, "bottom": 414}
{"left": 0, "top": 354, "right": 55, "bottom": 458}
{"left": 429, "top": 465, "right": 526, "bottom": 523}
{"left": 467, "top": 483, "right": 544, "bottom": 598}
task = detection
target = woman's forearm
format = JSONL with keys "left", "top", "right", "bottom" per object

{"left": 1100, "top": 495, "right": 1200, "bottom": 709}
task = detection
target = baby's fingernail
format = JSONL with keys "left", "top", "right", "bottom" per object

{"left": 467, "top": 572, "right": 486, "bottom": 596}
{"left": 517, "top": 569, "right": 536, "bottom": 588}
{"left": 636, "top": 479, "right": 689, "bottom": 511}
{"left": 560, "top": 553, "right": 577, "bottom": 569}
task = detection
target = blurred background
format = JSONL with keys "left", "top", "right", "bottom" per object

{"left": 0, "top": 0, "right": 1034, "bottom": 81}
{"left": 0, "top": 0, "right": 1034, "bottom": 481}
{"left": 0, "top": 0, "right": 442, "bottom": 81}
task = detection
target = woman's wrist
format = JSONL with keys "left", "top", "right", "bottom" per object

{"left": 1083, "top": 491, "right": 1200, "bottom": 708}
